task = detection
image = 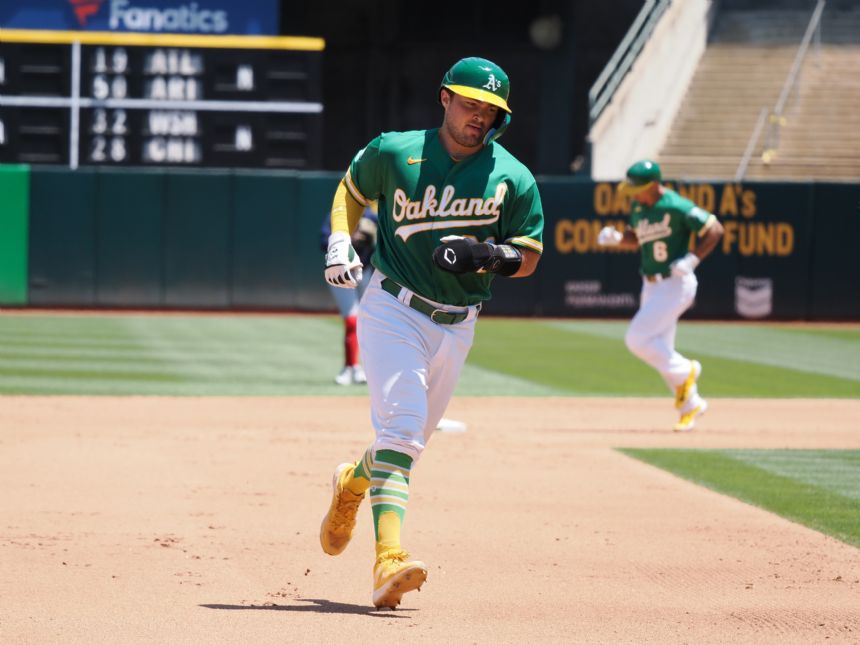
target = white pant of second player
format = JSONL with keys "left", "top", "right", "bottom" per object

{"left": 625, "top": 273, "right": 698, "bottom": 391}
{"left": 357, "top": 271, "right": 479, "bottom": 461}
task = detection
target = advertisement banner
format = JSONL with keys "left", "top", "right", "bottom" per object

{"left": 534, "top": 177, "right": 641, "bottom": 317}
{"left": 0, "top": 0, "right": 280, "bottom": 35}
{"left": 524, "top": 178, "right": 816, "bottom": 320}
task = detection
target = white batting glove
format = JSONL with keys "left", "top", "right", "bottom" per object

{"left": 597, "top": 226, "right": 623, "bottom": 247}
{"left": 324, "top": 231, "right": 363, "bottom": 288}
{"left": 670, "top": 252, "right": 700, "bottom": 277}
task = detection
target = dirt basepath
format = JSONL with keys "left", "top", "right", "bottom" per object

{"left": 1, "top": 397, "right": 858, "bottom": 644}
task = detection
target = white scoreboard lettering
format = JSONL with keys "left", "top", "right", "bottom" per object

{"left": 0, "top": 30, "right": 324, "bottom": 168}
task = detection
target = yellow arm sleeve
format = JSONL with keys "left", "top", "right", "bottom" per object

{"left": 330, "top": 179, "right": 366, "bottom": 236}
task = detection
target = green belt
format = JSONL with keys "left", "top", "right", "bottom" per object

{"left": 380, "top": 277, "right": 470, "bottom": 325}
{"left": 643, "top": 269, "right": 673, "bottom": 282}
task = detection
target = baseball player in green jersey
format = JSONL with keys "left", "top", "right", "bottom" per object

{"left": 319, "top": 56, "right": 544, "bottom": 609}
{"left": 598, "top": 160, "right": 724, "bottom": 431}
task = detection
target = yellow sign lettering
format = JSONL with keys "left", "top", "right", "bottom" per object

{"left": 570, "top": 219, "right": 591, "bottom": 253}
{"left": 555, "top": 218, "right": 632, "bottom": 254}
{"left": 719, "top": 184, "right": 739, "bottom": 216}
{"left": 555, "top": 219, "right": 574, "bottom": 253}
{"left": 698, "top": 185, "right": 715, "bottom": 212}
{"left": 776, "top": 222, "right": 793, "bottom": 255}
{"left": 594, "top": 183, "right": 612, "bottom": 215}
{"left": 721, "top": 221, "right": 794, "bottom": 256}
{"left": 612, "top": 188, "right": 629, "bottom": 215}
{"left": 741, "top": 190, "right": 756, "bottom": 218}
{"left": 722, "top": 221, "right": 738, "bottom": 254}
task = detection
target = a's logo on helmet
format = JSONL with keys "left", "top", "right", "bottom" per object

{"left": 443, "top": 248, "right": 457, "bottom": 265}
{"left": 483, "top": 74, "right": 502, "bottom": 92}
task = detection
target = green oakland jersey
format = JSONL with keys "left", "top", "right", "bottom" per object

{"left": 344, "top": 128, "right": 544, "bottom": 306}
{"left": 629, "top": 189, "right": 715, "bottom": 275}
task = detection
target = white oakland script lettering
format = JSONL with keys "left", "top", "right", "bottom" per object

{"left": 635, "top": 213, "right": 672, "bottom": 244}
{"left": 392, "top": 183, "right": 507, "bottom": 223}
{"left": 391, "top": 183, "right": 508, "bottom": 241}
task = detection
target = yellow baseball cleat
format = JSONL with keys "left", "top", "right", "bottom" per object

{"left": 675, "top": 360, "right": 702, "bottom": 410}
{"left": 320, "top": 462, "right": 365, "bottom": 556}
{"left": 674, "top": 398, "right": 708, "bottom": 432}
{"left": 372, "top": 549, "right": 428, "bottom": 609}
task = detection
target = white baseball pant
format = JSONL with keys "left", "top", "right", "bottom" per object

{"left": 357, "top": 271, "right": 478, "bottom": 461}
{"left": 624, "top": 273, "right": 698, "bottom": 390}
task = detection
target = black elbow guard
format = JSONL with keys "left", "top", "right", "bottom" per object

{"left": 482, "top": 243, "right": 523, "bottom": 276}
{"left": 433, "top": 237, "right": 523, "bottom": 276}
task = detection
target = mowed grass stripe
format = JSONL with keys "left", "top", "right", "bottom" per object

{"left": 1, "top": 314, "right": 857, "bottom": 397}
{"left": 472, "top": 319, "right": 860, "bottom": 397}
{"left": 678, "top": 354, "right": 860, "bottom": 398}
{"left": 727, "top": 449, "right": 860, "bottom": 501}
{"left": 0, "top": 375, "right": 359, "bottom": 395}
{"left": 0, "top": 356, "right": 286, "bottom": 378}
{"left": 0, "top": 365, "right": 187, "bottom": 382}
{"left": 469, "top": 319, "right": 665, "bottom": 396}
{"left": 545, "top": 320, "right": 860, "bottom": 381}
{"left": 454, "top": 363, "right": 566, "bottom": 396}
{"left": 675, "top": 325, "right": 860, "bottom": 381}
{"left": 148, "top": 319, "right": 341, "bottom": 382}
{"left": 123, "top": 316, "right": 339, "bottom": 374}
{"left": 0, "top": 322, "right": 328, "bottom": 377}
{"left": 0, "top": 347, "right": 174, "bottom": 363}
{"left": 779, "top": 327, "right": 860, "bottom": 342}
{"left": 0, "top": 314, "right": 351, "bottom": 395}
{"left": 620, "top": 448, "right": 860, "bottom": 549}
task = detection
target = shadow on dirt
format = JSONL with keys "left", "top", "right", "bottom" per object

{"left": 200, "top": 598, "right": 416, "bottom": 617}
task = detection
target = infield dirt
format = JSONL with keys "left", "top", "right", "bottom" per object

{"left": 1, "top": 397, "right": 858, "bottom": 644}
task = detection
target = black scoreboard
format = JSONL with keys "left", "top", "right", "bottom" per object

{"left": 0, "top": 29, "right": 324, "bottom": 168}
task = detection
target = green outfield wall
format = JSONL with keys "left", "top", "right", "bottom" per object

{"left": 0, "top": 165, "right": 29, "bottom": 305}
{"left": 3, "top": 166, "right": 858, "bottom": 320}
{"left": 24, "top": 166, "right": 339, "bottom": 310}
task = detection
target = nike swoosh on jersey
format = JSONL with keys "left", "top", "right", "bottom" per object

{"left": 406, "top": 157, "right": 428, "bottom": 165}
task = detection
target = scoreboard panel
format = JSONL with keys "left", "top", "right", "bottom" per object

{"left": 0, "top": 29, "right": 324, "bottom": 168}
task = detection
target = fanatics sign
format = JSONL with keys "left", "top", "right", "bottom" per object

{"left": 0, "top": 0, "right": 279, "bottom": 35}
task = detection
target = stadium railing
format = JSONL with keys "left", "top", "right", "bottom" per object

{"left": 762, "top": 0, "right": 825, "bottom": 165}
{"left": 587, "top": 0, "right": 671, "bottom": 127}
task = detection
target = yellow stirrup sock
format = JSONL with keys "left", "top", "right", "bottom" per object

{"left": 369, "top": 449, "right": 412, "bottom": 554}
{"left": 344, "top": 446, "right": 373, "bottom": 496}
{"left": 375, "top": 511, "right": 402, "bottom": 556}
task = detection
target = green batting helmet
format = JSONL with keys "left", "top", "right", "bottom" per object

{"left": 440, "top": 57, "right": 512, "bottom": 144}
{"left": 618, "top": 159, "right": 662, "bottom": 196}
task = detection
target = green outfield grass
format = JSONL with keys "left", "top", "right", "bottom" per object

{"left": 620, "top": 448, "right": 860, "bottom": 548}
{"left": 0, "top": 313, "right": 857, "bottom": 396}
{"left": 468, "top": 319, "right": 860, "bottom": 396}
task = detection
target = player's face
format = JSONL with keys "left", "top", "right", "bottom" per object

{"left": 441, "top": 91, "right": 499, "bottom": 150}
{"left": 634, "top": 183, "right": 661, "bottom": 206}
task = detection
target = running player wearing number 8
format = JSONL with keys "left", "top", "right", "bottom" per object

{"left": 319, "top": 56, "right": 544, "bottom": 609}
{"left": 597, "top": 160, "right": 724, "bottom": 431}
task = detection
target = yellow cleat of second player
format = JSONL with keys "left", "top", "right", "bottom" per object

{"left": 675, "top": 397, "right": 708, "bottom": 432}
{"left": 675, "top": 360, "right": 702, "bottom": 410}
{"left": 320, "top": 462, "right": 365, "bottom": 556}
